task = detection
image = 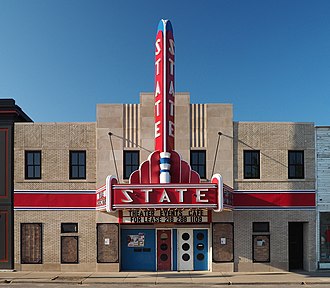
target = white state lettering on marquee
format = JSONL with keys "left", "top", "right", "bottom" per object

{"left": 155, "top": 39, "right": 161, "bottom": 55}
{"left": 176, "top": 189, "right": 187, "bottom": 202}
{"left": 169, "top": 100, "right": 174, "bottom": 116}
{"left": 169, "top": 39, "right": 175, "bottom": 55}
{"left": 155, "top": 100, "right": 161, "bottom": 116}
{"left": 169, "top": 121, "right": 174, "bottom": 137}
{"left": 169, "top": 81, "right": 174, "bottom": 95}
{"left": 122, "top": 190, "right": 133, "bottom": 203}
{"left": 196, "top": 189, "right": 209, "bottom": 203}
{"left": 155, "top": 81, "right": 161, "bottom": 97}
{"left": 142, "top": 189, "right": 152, "bottom": 203}
{"left": 155, "top": 121, "right": 161, "bottom": 138}
{"left": 159, "top": 190, "right": 171, "bottom": 202}
{"left": 155, "top": 58, "right": 161, "bottom": 75}
{"left": 169, "top": 58, "right": 174, "bottom": 75}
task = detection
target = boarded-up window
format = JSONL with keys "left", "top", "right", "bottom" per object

{"left": 61, "top": 236, "right": 78, "bottom": 264}
{"left": 253, "top": 235, "right": 270, "bottom": 262}
{"left": 213, "top": 223, "right": 234, "bottom": 262}
{"left": 0, "top": 130, "right": 7, "bottom": 197}
{"left": 21, "top": 223, "right": 42, "bottom": 264}
{"left": 97, "top": 224, "right": 119, "bottom": 263}
{"left": 0, "top": 212, "right": 7, "bottom": 262}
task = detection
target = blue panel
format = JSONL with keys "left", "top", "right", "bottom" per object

{"left": 157, "top": 20, "right": 165, "bottom": 32}
{"left": 121, "top": 229, "right": 156, "bottom": 271}
{"left": 193, "top": 229, "right": 208, "bottom": 271}
{"left": 157, "top": 19, "right": 173, "bottom": 33}
{"left": 173, "top": 229, "right": 177, "bottom": 271}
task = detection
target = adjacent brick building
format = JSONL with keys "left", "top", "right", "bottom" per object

{"left": 316, "top": 127, "right": 330, "bottom": 269}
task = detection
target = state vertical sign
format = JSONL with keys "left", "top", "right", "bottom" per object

{"left": 154, "top": 20, "right": 175, "bottom": 154}
{"left": 155, "top": 20, "right": 175, "bottom": 184}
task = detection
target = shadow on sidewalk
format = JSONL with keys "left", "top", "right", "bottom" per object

{"left": 293, "top": 269, "right": 330, "bottom": 278}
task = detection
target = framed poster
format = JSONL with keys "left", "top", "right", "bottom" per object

{"left": 127, "top": 233, "right": 145, "bottom": 247}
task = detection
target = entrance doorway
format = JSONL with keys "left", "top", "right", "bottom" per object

{"left": 157, "top": 229, "right": 171, "bottom": 271}
{"left": 193, "top": 229, "right": 208, "bottom": 270}
{"left": 121, "top": 229, "right": 156, "bottom": 271}
{"left": 121, "top": 227, "right": 209, "bottom": 271}
{"left": 177, "top": 229, "right": 194, "bottom": 271}
{"left": 288, "top": 222, "right": 304, "bottom": 270}
{"left": 177, "top": 228, "right": 209, "bottom": 271}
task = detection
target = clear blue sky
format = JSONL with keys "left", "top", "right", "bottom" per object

{"left": 0, "top": 0, "right": 329, "bottom": 124}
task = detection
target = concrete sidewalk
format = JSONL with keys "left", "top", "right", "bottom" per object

{"left": 1, "top": 270, "right": 330, "bottom": 285}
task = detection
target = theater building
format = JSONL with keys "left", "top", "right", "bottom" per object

{"left": 0, "top": 19, "right": 317, "bottom": 272}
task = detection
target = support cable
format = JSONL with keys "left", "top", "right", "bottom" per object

{"left": 108, "top": 132, "right": 120, "bottom": 182}
{"left": 211, "top": 132, "right": 222, "bottom": 177}
{"left": 109, "top": 132, "right": 152, "bottom": 153}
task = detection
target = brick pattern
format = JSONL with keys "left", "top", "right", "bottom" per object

{"left": 234, "top": 122, "right": 315, "bottom": 191}
{"left": 14, "top": 210, "right": 97, "bottom": 271}
{"left": 14, "top": 123, "right": 96, "bottom": 191}
{"left": 233, "top": 210, "right": 316, "bottom": 271}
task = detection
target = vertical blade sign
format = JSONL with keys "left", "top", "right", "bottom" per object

{"left": 154, "top": 20, "right": 175, "bottom": 183}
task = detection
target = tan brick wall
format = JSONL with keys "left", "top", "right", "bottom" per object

{"left": 14, "top": 210, "right": 99, "bottom": 271}
{"left": 14, "top": 123, "right": 96, "bottom": 190}
{"left": 234, "top": 122, "right": 315, "bottom": 190}
{"left": 233, "top": 210, "right": 317, "bottom": 271}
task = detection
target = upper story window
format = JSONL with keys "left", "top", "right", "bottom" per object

{"left": 123, "top": 151, "right": 139, "bottom": 179}
{"left": 288, "top": 150, "right": 304, "bottom": 179}
{"left": 190, "top": 150, "right": 206, "bottom": 179}
{"left": 70, "top": 151, "right": 86, "bottom": 179}
{"left": 25, "top": 151, "right": 41, "bottom": 179}
{"left": 244, "top": 150, "right": 260, "bottom": 179}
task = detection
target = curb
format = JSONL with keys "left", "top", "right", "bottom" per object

{"left": 3, "top": 279, "right": 330, "bottom": 286}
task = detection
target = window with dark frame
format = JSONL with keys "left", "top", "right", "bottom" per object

{"left": 61, "top": 223, "right": 78, "bottom": 233}
{"left": 123, "top": 151, "right": 139, "bottom": 179}
{"left": 253, "top": 222, "right": 269, "bottom": 233}
{"left": 190, "top": 150, "right": 206, "bottom": 179}
{"left": 70, "top": 151, "right": 86, "bottom": 179}
{"left": 244, "top": 150, "right": 260, "bottom": 179}
{"left": 288, "top": 150, "right": 304, "bottom": 179}
{"left": 25, "top": 151, "right": 41, "bottom": 179}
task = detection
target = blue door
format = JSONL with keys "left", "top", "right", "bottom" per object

{"left": 193, "top": 229, "right": 208, "bottom": 270}
{"left": 121, "top": 229, "right": 156, "bottom": 271}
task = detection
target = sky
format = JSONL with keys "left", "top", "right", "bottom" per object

{"left": 0, "top": 0, "right": 329, "bottom": 125}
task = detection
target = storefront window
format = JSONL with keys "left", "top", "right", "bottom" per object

{"left": 320, "top": 212, "right": 330, "bottom": 262}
